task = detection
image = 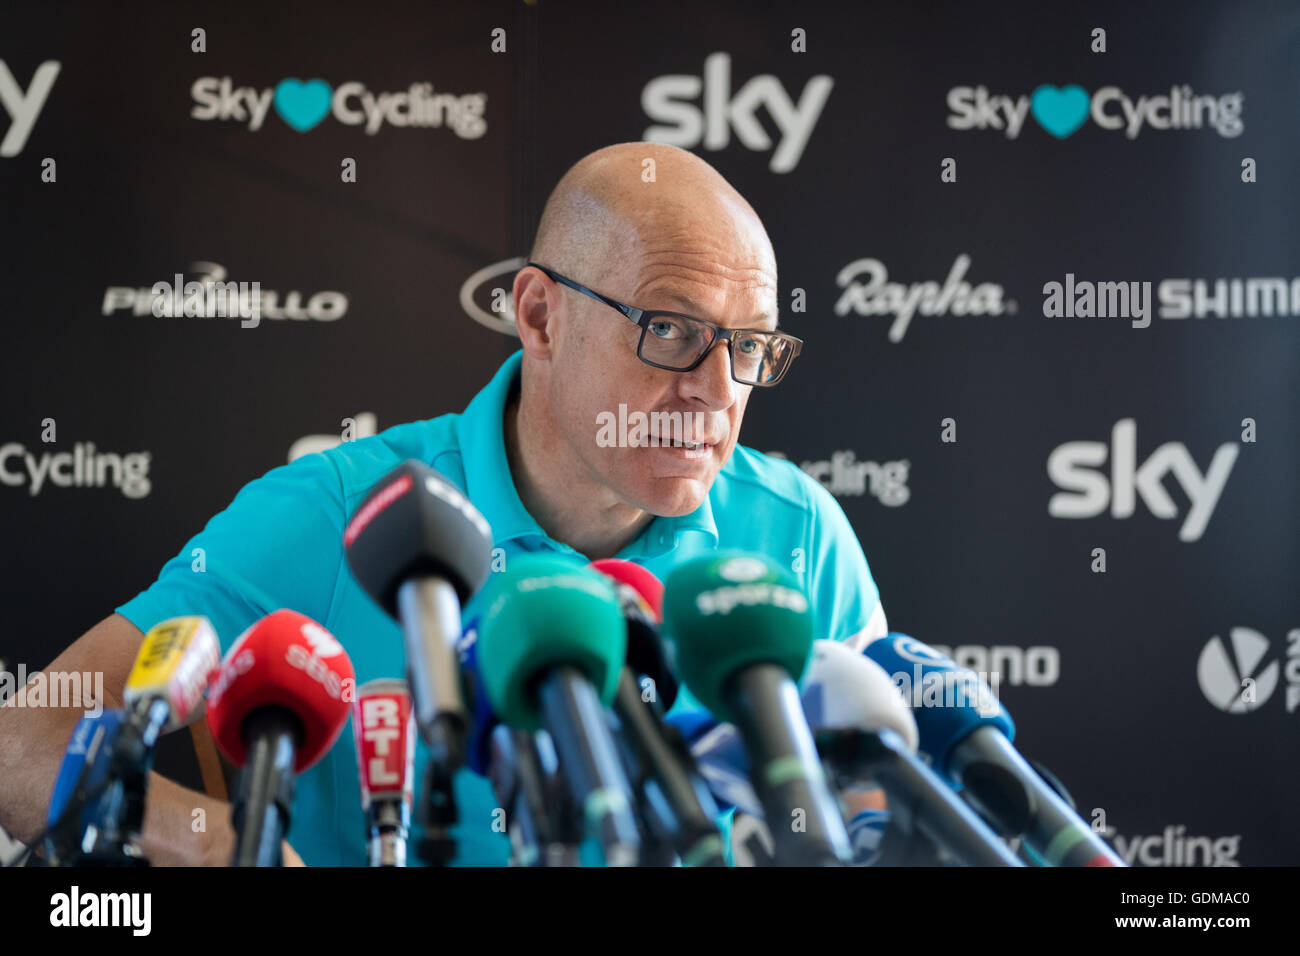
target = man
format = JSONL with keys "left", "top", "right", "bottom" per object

{"left": 0, "top": 142, "right": 885, "bottom": 865}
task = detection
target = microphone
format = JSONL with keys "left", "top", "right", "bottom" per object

{"left": 344, "top": 460, "right": 494, "bottom": 863}
{"left": 863, "top": 634, "right": 1124, "bottom": 867}
{"left": 43, "top": 710, "right": 143, "bottom": 865}
{"left": 487, "top": 725, "right": 580, "bottom": 866}
{"left": 124, "top": 615, "right": 221, "bottom": 740}
{"left": 589, "top": 559, "right": 677, "bottom": 710}
{"left": 804, "top": 640, "right": 1023, "bottom": 867}
{"left": 45, "top": 616, "right": 222, "bottom": 865}
{"left": 352, "top": 679, "right": 415, "bottom": 867}
{"left": 662, "top": 551, "right": 851, "bottom": 866}
{"left": 590, "top": 559, "right": 724, "bottom": 867}
{"left": 207, "top": 609, "right": 354, "bottom": 866}
{"left": 477, "top": 554, "right": 641, "bottom": 866}
{"left": 684, "top": 640, "right": 1019, "bottom": 865}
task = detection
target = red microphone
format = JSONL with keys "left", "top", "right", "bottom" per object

{"left": 352, "top": 678, "right": 415, "bottom": 866}
{"left": 589, "top": 560, "right": 675, "bottom": 709}
{"left": 207, "top": 609, "right": 355, "bottom": 866}
{"left": 590, "top": 558, "right": 663, "bottom": 618}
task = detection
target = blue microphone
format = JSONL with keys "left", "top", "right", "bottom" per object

{"left": 859, "top": 633, "right": 1013, "bottom": 788}
{"left": 44, "top": 710, "right": 144, "bottom": 865}
{"left": 863, "top": 634, "right": 1124, "bottom": 866}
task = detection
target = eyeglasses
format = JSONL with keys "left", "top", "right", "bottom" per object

{"left": 526, "top": 262, "right": 802, "bottom": 387}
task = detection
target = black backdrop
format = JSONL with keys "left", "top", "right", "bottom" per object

{"left": 2, "top": 0, "right": 1297, "bottom": 865}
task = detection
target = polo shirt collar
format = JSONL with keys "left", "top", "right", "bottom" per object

{"left": 456, "top": 349, "right": 720, "bottom": 559}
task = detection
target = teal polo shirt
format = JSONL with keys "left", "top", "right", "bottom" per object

{"left": 117, "top": 349, "right": 883, "bottom": 866}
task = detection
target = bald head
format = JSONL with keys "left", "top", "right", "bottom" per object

{"left": 509, "top": 142, "right": 783, "bottom": 549}
{"left": 529, "top": 142, "right": 776, "bottom": 293}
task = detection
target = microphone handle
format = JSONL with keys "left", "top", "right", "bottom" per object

{"left": 232, "top": 707, "right": 299, "bottom": 867}
{"left": 613, "top": 669, "right": 726, "bottom": 866}
{"left": 821, "top": 727, "right": 1023, "bottom": 866}
{"left": 951, "top": 728, "right": 1124, "bottom": 866}
{"left": 726, "top": 663, "right": 851, "bottom": 866}
{"left": 366, "top": 798, "right": 410, "bottom": 867}
{"left": 538, "top": 667, "right": 641, "bottom": 866}
{"left": 396, "top": 575, "right": 468, "bottom": 750}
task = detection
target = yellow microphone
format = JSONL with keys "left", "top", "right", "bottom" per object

{"left": 124, "top": 616, "right": 222, "bottom": 738}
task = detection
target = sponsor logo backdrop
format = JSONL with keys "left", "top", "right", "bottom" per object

{"left": 2, "top": 0, "right": 1296, "bottom": 863}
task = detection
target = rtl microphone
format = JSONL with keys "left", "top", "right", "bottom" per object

{"left": 863, "top": 634, "right": 1124, "bottom": 867}
{"left": 344, "top": 460, "right": 494, "bottom": 862}
{"left": 477, "top": 554, "right": 642, "bottom": 866}
{"left": 590, "top": 559, "right": 724, "bottom": 867}
{"left": 352, "top": 679, "right": 415, "bottom": 866}
{"left": 207, "top": 609, "right": 354, "bottom": 866}
{"left": 663, "top": 551, "right": 851, "bottom": 866}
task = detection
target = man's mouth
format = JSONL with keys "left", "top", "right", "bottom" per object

{"left": 655, "top": 437, "right": 715, "bottom": 451}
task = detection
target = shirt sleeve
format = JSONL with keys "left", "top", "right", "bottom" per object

{"left": 115, "top": 452, "right": 349, "bottom": 654}
{"left": 803, "top": 473, "right": 886, "bottom": 650}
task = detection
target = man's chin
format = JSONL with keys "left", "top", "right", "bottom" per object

{"left": 637, "top": 476, "right": 711, "bottom": 518}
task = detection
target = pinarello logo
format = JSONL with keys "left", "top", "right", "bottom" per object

{"left": 344, "top": 473, "right": 413, "bottom": 547}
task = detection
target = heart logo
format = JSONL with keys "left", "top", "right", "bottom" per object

{"left": 274, "top": 78, "right": 332, "bottom": 132}
{"left": 1030, "top": 84, "right": 1089, "bottom": 139}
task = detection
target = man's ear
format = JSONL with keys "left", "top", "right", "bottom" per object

{"left": 512, "top": 266, "right": 557, "bottom": 358}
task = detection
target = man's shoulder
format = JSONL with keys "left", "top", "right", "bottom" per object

{"left": 305, "top": 413, "right": 467, "bottom": 504}
{"left": 716, "top": 443, "right": 831, "bottom": 516}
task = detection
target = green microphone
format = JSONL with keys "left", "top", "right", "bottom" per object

{"left": 477, "top": 554, "right": 641, "bottom": 865}
{"left": 663, "top": 551, "right": 851, "bottom": 866}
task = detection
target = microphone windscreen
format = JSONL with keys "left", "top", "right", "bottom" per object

{"left": 662, "top": 551, "right": 813, "bottom": 722}
{"left": 802, "top": 639, "right": 919, "bottom": 752}
{"left": 206, "top": 609, "right": 355, "bottom": 773}
{"left": 477, "top": 554, "right": 625, "bottom": 731}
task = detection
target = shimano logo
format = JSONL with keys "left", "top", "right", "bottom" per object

{"left": 834, "top": 255, "right": 1012, "bottom": 342}
{"left": 1047, "top": 419, "right": 1238, "bottom": 542}
{"left": 929, "top": 644, "right": 1060, "bottom": 687}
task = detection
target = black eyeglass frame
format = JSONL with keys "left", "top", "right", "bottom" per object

{"left": 525, "top": 261, "right": 803, "bottom": 387}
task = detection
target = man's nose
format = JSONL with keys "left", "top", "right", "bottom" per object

{"left": 680, "top": 339, "right": 737, "bottom": 409}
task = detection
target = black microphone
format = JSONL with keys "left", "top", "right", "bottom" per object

{"left": 344, "top": 460, "right": 494, "bottom": 864}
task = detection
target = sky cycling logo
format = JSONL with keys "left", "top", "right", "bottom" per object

{"left": 947, "top": 84, "right": 1243, "bottom": 139}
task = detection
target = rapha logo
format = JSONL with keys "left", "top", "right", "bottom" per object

{"left": 642, "top": 52, "right": 833, "bottom": 173}
{"left": 834, "top": 255, "right": 1014, "bottom": 342}
{"left": 1047, "top": 419, "right": 1238, "bottom": 542}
